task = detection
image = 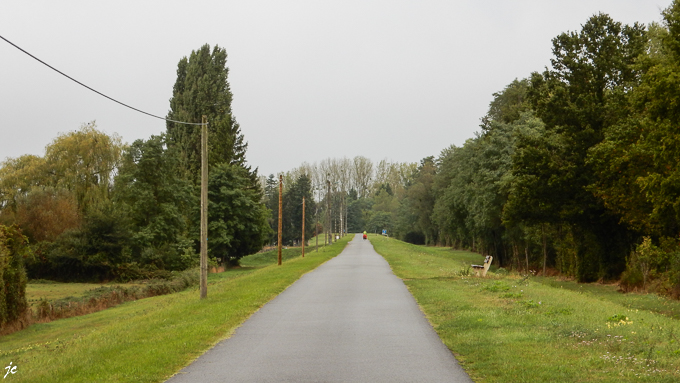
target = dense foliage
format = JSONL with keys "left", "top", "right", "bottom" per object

{"left": 0, "top": 225, "right": 29, "bottom": 327}
{"left": 207, "top": 163, "right": 271, "bottom": 265}
{"left": 393, "top": 3, "right": 680, "bottom": 292}
{"left": 273, "top": 2, "right": 680, "bottom": 298}
{"left": 0, "top": 44, "right": 270, "bottom": 282}
{"left": 8, "top": 4, "right": 680, "bottom": 299}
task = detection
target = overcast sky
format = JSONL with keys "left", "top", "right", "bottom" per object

{"left": 0, "top": 0, "right": 672, "bottom": 177}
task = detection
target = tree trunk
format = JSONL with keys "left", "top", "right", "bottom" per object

{"left": 542, "top": 223, "right": 547, "bottom": 276}
{"left": 525, "top": 245, "right": 529, "bottom": 274}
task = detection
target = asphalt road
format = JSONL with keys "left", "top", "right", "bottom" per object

{"left": 166, "top": 234, "right": 473, "bottom": 383}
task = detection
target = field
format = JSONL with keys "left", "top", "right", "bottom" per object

{"left": 23, "top": 235, "right": 333, "bottom": 311}
{"left": 0, "top": 235, "right": 351, "bottom": 383}
{"left": 26, "top": 282, "right": 145, "bottom": 309}
{"left": 369, "top": 234, "right": 680, "bottom": 382}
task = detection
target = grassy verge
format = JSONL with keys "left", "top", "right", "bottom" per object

{"left": 0, "top": 235, "right": 351, "bottom": 383}
{"left": 369, "top": 235, "right": 680, "bottom": 382}
{"left": 26, "top": 281, "right": 144, "bottom": 309}
{"left": 240, "top": 236, "right": 332, "bottom": 268}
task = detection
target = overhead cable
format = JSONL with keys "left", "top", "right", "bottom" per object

{"left": 0, "top": 34, "right": 206, "bottom": 126}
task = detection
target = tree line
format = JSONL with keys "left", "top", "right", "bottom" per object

{"left": 0, "top": 44, "right": 270, "bottom": 284}
{"left": 5, "top": 2, "right": 680, "bottom": 305}
{"left": 273, "top": 2, "right": 680, "bottom": 298}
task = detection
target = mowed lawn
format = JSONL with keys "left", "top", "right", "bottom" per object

{"left": 369, "top": 235, "right": 680, "bottom": 383}
{"left": 0, "top": 236, "right": 351, "bottom": 383}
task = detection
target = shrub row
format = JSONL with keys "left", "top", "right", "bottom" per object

{"left": 9, "top": 268, "right": 199, "bottom": 335}
{"left": 0, "top": 225, "right": 29, "bottom": 332}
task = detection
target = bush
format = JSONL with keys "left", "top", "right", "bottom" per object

{"left": 620, "top": 236, "right": 680, "bottom": 297}
{"left": 33, "top": 268, "right": 200, "bottom": 323}
{"left": 403, "top": 231, "right": 426, "bottom": 245}
{"left": 0, "top": 225, "right": 29, "bottom": 328}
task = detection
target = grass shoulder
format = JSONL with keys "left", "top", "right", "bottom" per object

{"left": 370, "top": 234, "right": 680, "bottom": 383}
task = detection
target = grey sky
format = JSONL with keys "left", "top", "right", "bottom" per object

{"left": 0, "top": 0, "right": 671, "bottom": 177}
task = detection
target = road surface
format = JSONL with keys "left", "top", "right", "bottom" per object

{"left": 166, "top": 234, "right": 473, "bottom": 382}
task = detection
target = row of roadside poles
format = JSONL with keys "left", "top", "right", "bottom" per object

{"left": 200, "top": 120, "right": 343, "bottom": 299}
{"left": 275, "top": 174, "right": 343, "bottom": 267}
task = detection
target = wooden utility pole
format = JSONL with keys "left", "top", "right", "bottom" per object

{"left": 327, "top": 178, "right": 331, "bottom": 246}
{"left": 278, "top": 174, "right": 283, "bottom": 266}
{"left": 302, "top": 196, "right": 305, "bottom": 258}
{"left": 200, "top": 115, "right": 208, "bottom": 299}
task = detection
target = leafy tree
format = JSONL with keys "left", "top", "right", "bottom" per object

{"left": 263, "top": 174, "right": 279, "bottom": 241}
{"left": 269, "top": 174, "right": 316, "bottom": 245}
{"left": 27, "top": 201, "right": 132, "bottom": 282}
{"left": 0, "top": 225, "right": 29, "bottom": 327}
{"left": 366, "top": 211, "right": 392, "bottom": 235}
{"left": 13, "top": 188, "right": 81, "bottom": 243}
{"left": 352, "top": 156, "right": 373, "bottom": 198}
{"left": 346, "top": 190, "right": 371, "bottom": 233}
{"left": 0, "top": 123, "right": 123, "bottom": 214}
{"left": 264, "top": 174, "right": 278, "bottom": 202}
{"left": 283, "top": 174, "right": 316, "bottom": 244}
{"left": 433, "top": 122, "right": 515, "bottom": 258}
{"left": 481, "top": 78, "right": 530, "bottom": 131}
{"left": 397, "top": 157, "right": 438, "bottom": 244}
{"left": 589, "top": 3, "right": 680, "bottom": 237}
{"left": 432, "top": 144, "right": 473, "bottom": 247}
{"left": 43, "top": 122, "right": 124, "bottom": 211}
{"left": 0, "top": 155, "right": 47, "bottom": 211}
{"left": 207, "top": 163, "right": 271, "bottom": 265}
{"left": 114, "top": 135, "right": 194, "bottom": 270}
{"left": 504, "top": 113, "right": 564, "bottom": 227}
{"left": 524, "top": 13, "right": 646, "bottom": 281}
{"left": 365, "top": 186, "right": 399, "bottom": 235}
{"left": 166, "top": 44, "right": 247, "bottom": 183}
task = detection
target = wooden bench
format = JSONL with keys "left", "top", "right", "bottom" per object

{"left": 471, "top": 255, "right": 493, "bottom": 277}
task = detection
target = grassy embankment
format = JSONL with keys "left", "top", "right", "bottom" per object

{"left": 370, "top": 234, "right": 680, "bottom": 383}
{"left": 25, "top": 237, "right": 332, "bottom": 311}
{"left": 0, "top": 235, "right": 351, "bottom": 383}
{"left": 26, "top": 282, "right": 143, "bottom": 309}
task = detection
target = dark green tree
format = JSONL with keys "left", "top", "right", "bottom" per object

{"left": 481, "top": 78, "right": 530, "bottom": 131}
{"left": 346, "top": 189, "right": 371, "bottom": 233}
{"left": 590, "top": 3, "right": 680, "bottom": 237}
{"left": 166, "top": 44, "right": 247, "bottom": 183}
{"left": 523, "top": 13, "right": 646, "bottom": 281}
{"left": 278, "top": 175, "right": 316, "bottom": 245}
{"left": 263, "top": 174, "right": 279, "bottom": 242}
{"left": 0, "top": 225, "right": 29, "bottom": 327}
{"left": 114, "top": 135, "right": 194, "bottom": 270}
{"left": 207, "top": 163, "right": 271, "bottom": 265}
{"left": 397, "top": 157, "right": 438, "bottom": 244}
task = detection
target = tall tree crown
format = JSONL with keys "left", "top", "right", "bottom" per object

{"left": 166, "top": 44, "right": 247, "bottom": 182}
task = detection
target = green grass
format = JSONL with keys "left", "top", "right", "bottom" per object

{"left": 25, "top": 236, "right": 338, "bottom": 309}
{"left": 0, "top": 235, "right": 352, "bottom": 383}
{"left": 241, "top": 235, "right": 335, "bottom": 268}
{"left": 533, "top": 276, "right": 680, "bottom": 320}
{"left": 26, "top": 282, "right": 145, "bottom": 309}
{"left": 370, "top": 234, "right": 680, "bottom": 383}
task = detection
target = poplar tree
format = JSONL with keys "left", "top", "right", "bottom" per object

{"left": 166, "top": 44, "right": 247, "bottom": 183}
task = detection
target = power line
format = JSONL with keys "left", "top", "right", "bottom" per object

{"left": 0, "top": 34, "right": 206, "bottom": 126}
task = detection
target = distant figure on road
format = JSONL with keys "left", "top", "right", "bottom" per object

{"left": 363, "top": 231, "right": 367, "bottom": 240}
